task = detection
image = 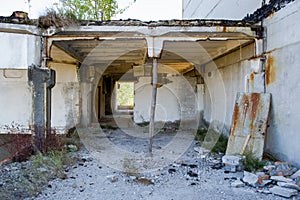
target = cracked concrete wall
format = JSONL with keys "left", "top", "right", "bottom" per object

{"left": 50, "top": 63, "right": 80, "bottom": 133}
{"left": 182, "top": 0, "right": 262, "bottom": 20}
{"left": 264, "top": 0, "right": 300, "bottom": 166}
{"left": 134, "top": 75, "right": 197, "bottom": 123}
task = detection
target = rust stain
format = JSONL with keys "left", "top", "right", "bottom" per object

{"left": 250, "top": 93, "right": 260, "bottom": 121}
{"left": 241, "top": 95, "right": 249, "bottom": 127}
{"left": 223, "top": 26, "right": 227, "bottom": 32}
{"left": 266, "top": 54, "right": 276, "bottom": 85}
{"left": 249, "top": 93, "right": 260, "bottom": 132}
{"left": 250, "top": 73, "right": 255, "bottom": 89}
{"left": 231, "top": 103, "right": 240, "bottom": 136}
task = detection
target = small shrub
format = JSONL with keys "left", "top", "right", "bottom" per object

{"left": 243, "top": 151, "right": 265, "bottom": 172}
{"left": 123, "top": 157, "right": 139, "bottom": 177}
{"left": 195, "top": 129, "right": 228, "bottom": 154}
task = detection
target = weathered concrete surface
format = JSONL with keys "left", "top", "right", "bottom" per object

{"left": 264, "top": 0, "right": 300, "bottom": 167}
{"left": 202, "top": 43, "right": 257, "bottom": 134}
{"left": 182, "top": 0, "right": 262, "bottom": 20}
{"left": 0, "top": 69, "right": 32, "bottom": 134}
{"left": 134, "top": 75, "right": 197, "bottom": 123}
{"left": 50, "top": 63, "right": 80, "bottom": 133}
{"left": 0, "top": 32, "right": 40, "bottom": 69}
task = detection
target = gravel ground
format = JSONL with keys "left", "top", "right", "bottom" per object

{"left": 27, "top": 127, "right": 296, "bottom": 200}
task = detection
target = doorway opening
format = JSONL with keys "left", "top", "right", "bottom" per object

{"left": 116, "top": 82, "right": 134, "bottom": 111}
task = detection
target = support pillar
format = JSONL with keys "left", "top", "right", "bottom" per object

{"left": 148, "top": 58, "right": 158, "bottom": 154}
{"left": 28, "top": 65, "right": 55, "bottom": 153}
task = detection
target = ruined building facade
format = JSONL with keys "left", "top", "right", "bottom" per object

{"left": 0, "top": 0, "right": 299, "bottom": 166}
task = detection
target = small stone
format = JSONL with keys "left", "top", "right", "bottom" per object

{"left": 168, "top": 168, "right": 176, "bottom": 174}
{"left": 129, "top": 176, "right": 137, "bottom": 181}
{"left": 37, "top": 167, "right": 48, "bottom": 173}
{"left": 106, "top": 175, "right": 118, "bottom": 183}
{"left": 231, "top": 180, "right": 244, "bottom": 188}
{"left": 243, "top": 171, "right": 258, "bottom": 187}
{"left": 187, "top": 170, "right": 198, "bottom": 178}
{"left": 269, "top": 186, "right": 298, "bottom": 198}
{"left": 222, "top": 155, "right": 243, "bottom": 166}
{"left": 66, "top": 144, "right": 78, "bottom": 152}
{"left": 259, "top": 180, "right": 272, "bottom": 187}
{"left": 264, "top": 165, "right": 275, "bottom": 171}
{"left": 211, "top": 163, "right": 223, "bottom": 170}
{"left": 271, "top": 176, "right": 294, "bottom": 183}
{"left": 291, "top": 169, "right": 300, "bottom": 179}
{"left": 224, "top": 165, "right": 236, "bottom": 173}
{"left": 277, "top": 182, "right": 300, "bottom": 190}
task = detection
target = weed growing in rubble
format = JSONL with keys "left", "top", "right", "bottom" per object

{"left": 195, "top": 129, "right": 228, "bottom": 154}
{"left": 123, "top": 157, "right": 139, "bottom": 177}
{"left": 31, "top": 150, "right": 65, "bottom": 170}
{"left": 243, "top": 151, "right": 265, "bottom": 172}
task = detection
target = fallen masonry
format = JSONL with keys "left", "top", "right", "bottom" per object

{"left": 0, "top": 127, "right": 299, "bottom": 199}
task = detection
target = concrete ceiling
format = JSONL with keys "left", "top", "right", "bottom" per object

{"left": 51, "top": 37, "right": 254, "bottom": 76}
{"left": 49, "top": 22, "right": 257, "bottom": 77}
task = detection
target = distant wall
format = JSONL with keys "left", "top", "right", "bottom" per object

{"left": 134, "top": 75, "right": 198, "bottom": 123}
{"left": 182, "top": 0, "right": 262, "bottom": 20}
{"left": 264, "top": 0, "right": 300, "bottom": 166}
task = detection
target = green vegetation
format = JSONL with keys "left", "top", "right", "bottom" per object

{"left": 123, "top": 157, "right": 139, "bottom": 177}
{"left": 55, "top": 0, "right": 136, "bottom": 21}
{"left": 117, "top": 82, "right": 134, "bottom": 108}
{"left": 195, "top": 128, "right": 228, "bottom": 154}
{"left": 243, "top": 151, "right": 266, "bottom": 172}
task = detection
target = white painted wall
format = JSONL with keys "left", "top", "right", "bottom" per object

{"left": 0, "top": 32, "right": 40, "bottom": 69}
{"left": 182, "top": 0, "right": 262, "bottom": 20}
{"left": 50, "top": 63, "right": 80, "bottom": 133}
{"left": 0, "top": 69, "right": 32, "bottom": 133}
{"left": 134, "top": 75, "right": 197, "bottom": 123}
{"left": 264, "top": 0, "right": 300, "bottom": 166}
{"left": 202, "top": 42, "right": 258, "bottom": 134}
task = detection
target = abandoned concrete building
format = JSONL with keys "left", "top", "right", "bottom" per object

{"left": 0, "top": 0, "right": 299, "bottom": 167}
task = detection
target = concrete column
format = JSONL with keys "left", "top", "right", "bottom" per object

{"left": 28, "top": 65, "right": 55, "bottom": 153}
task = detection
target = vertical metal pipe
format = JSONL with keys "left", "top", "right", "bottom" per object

{"left": 149, "top": 58, "right": 158, "bottom": 154}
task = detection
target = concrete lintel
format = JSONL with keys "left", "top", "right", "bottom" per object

{"left": 0, "top": 23, "right": 40, "bottom": 35}
{"left": 55, "top": 25, "right": 258, "bottom": 37}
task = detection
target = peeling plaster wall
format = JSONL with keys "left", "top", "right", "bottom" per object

{"left": 0, "top": 69, "right": 32, "bottom": 133}
{"left": 0, "top": 32, "right": 40, "bottom": 69}
{"left": 264, "top": 0, "right": 300, "bottom": 166}
{"left": 50, "top": 63, "right": 80, "bottom": 133}
{"left": 182, "top": 0, "right": 263, "bottom": 20}
{"left": 202, "top": 43, "right": 258, "bottom": 134}
{"left": 134, "top": 75, "right": 197, "bottom": 123}
{"left": 0, "top": 32, "right": 40, "bottom": 133}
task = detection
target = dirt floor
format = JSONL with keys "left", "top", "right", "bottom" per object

{"left": 27, "top": 126, "right": 293, "bottom": 200}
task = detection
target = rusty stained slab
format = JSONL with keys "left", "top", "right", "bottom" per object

{"left": 226, "top": 92, "right": 271, "bottom": 159}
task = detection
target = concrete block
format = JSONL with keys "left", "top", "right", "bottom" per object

{"left": 222, "top": 155, "right": 243, "bottom": 166}
{"left": 291, "top": 169, "right": 300, "bottom": 179}
{"left": 269, "top": 186, "right": 298, "bottom": 198}
{"left": 271, "top": 176, "right": 294, "bottom": 183}
{"left": 243, "top": 171, "right": 258, "bottom": 187}
{"left": 231, "top": 180, "right": 245, "bottom": 188}
{"left": 277, "top": 182, "right": 300, "bottom": 191}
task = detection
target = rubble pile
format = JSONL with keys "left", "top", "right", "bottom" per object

{"left": 221, "top": 154, "right": 300, "bottom": 198}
